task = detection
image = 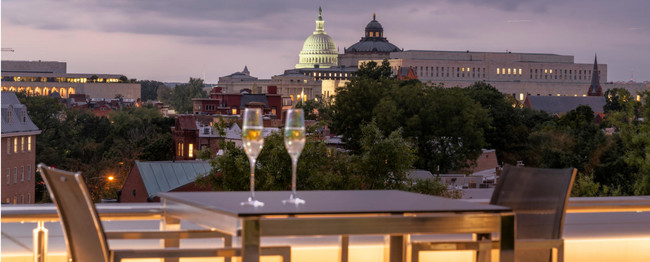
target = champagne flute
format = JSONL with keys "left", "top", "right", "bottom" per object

{"left": 282, "top": 109, "right": 306, "bottom": 205}
{"left": 241, "top": 108, "right": 265, "bottom": 207}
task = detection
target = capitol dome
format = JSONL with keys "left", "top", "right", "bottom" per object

{"left": 345, "top": 14, "right": 401, "bottom": 54}
{"left": 295, "top": 7, "right": 338, "bottom": 69}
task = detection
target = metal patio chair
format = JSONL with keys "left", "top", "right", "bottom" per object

{"left": 38, "top": 163, "right": 290, "bottom": 262}
{"left": 411, "top": 164, "right": 576, "bottom": 262}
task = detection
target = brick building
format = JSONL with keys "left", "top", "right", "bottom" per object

{"left": 1, "top": 92, "right": 41, "bottom": 204}
{"left": 192, "top": 86, "right": 282, "bottom": 119}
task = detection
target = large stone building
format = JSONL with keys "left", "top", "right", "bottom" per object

{"left": 1, "top": 60, "right": 141, "bottom": 100}
{"left": 2, "top": 92, "right": 41, "bottom": 204}
{"left": 217, "top": 66, "right": 321, "bottom": 107}
{"left": 363, "top": 52, "right": 647, "bottom": 101}
{"left": 338, "top": 13, "right": 402, "bottom": 68}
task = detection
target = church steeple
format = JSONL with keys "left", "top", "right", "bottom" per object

{"left": 588, "top": 54, "right": 603, "bottom": 96}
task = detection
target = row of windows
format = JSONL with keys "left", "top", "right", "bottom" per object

{"left": 496, "top": 68, "right": 523, "bottom": 75}
{"left": 414, "top": 66, "right": 487, "bottom": 79}
{"left": 308, "top": 72, "right": 349, "bottom": 78}
{"left": 6, "top": 136, "right": 33, "bottom": 154}
{"left": 5, "top": 193, "right": 31, "bottom": 204}
{"left": 1, "top": 76, "right": 120, "bottom": 83}
{"left": 2, "top": 86, "right": 76, "bottom": 98}
{"left": 528, "top": 69, "right": 597, "bottom": 81}
{"left": 5, "top": 165, "right": 32, "bottom": 185}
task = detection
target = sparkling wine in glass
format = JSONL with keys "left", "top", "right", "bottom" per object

{"left": 282, "top": 109, "right": 306, "bottom": 205}
{"left": 241, "top": 108, "right": 265, "bottom": 207}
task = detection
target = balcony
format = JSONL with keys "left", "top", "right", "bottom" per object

{"left": 2, "top": 196, "right": 650, "bottom": 262}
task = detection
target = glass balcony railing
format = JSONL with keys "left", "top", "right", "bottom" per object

{"left": 2, "top": 197, "right": 650, "bottom": 262}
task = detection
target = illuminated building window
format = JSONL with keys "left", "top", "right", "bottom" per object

{"left": 550, "top": 69, "right": 553, "bottom": 74}
{"left": 21, "top": 137, "right": 24, "bottom": 152}
{"left": 544, "top": 69, "right": 548, "bottom": 74}
{"left": 519, "top": 93, "right": 524, "bottom": 101}
{"left": 188, "top": 144, "right": 194, "bottom": 158}
{"left": 497, "top": 68, "right": 500, "bottom": 75}
{"left": 14, "top": 137, "right": 18, "bottom": 153}
{"left": 290, "top": 95, "right": 294, "bottom": 101}
{"left": 508, "top": 68, "right": 511, "bottom": 75}
{"left": 231, "top": 108, "right": 238, "bottom": 115}
{"left": 519, "top": 69, "right": 522, "bottom": 75}
{"left": 6, "top": 138, "right": 10, "bottom": 154}
{"left": 557, "top": 94, "right": 561, "bottom": 96}
{"left": 638, "top": 95, "right": 641, "bottom": 101}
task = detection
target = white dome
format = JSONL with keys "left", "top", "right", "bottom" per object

{"left": 295, "top": 7, "right": 338, "bottom": 69}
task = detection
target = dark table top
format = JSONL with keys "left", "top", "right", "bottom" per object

{"left": 159, "top": 190, "right": 510, "bottom": 217}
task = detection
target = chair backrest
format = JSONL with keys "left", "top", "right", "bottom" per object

{"left": 490, "top": 165, "right": 576, "bottom": 239}
{"left": 38, "top": 164, "right": 111, "bottom": 262}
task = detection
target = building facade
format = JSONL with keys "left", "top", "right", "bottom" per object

{"left": 1, "top": 60, "right": 141, "bottom": 100}
{"left": 217, "top": 67, "right": 322, "bottom": 107}
{"left": 1, "top": 92, "right": 41, "bottom": 204}
{"left": 361, "top": 51, "right": 647, "bottom": 101}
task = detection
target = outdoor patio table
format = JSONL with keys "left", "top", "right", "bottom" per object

{"left": 159, "top": 190, "right": 514, "bottom": 262}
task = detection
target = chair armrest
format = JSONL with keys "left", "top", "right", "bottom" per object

{"left": 105, "top": 229, "right": 231, "bottom": 240}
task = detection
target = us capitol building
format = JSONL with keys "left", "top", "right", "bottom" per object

{"left": 217, "top": 7, "right": 647, "bottom": 106}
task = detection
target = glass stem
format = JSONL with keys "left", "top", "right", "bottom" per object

{"left": 250, "top": 158, "right": 256, "bottom": 199}
{"left": 291, "top": 157, "right": 298, "bottom": 196}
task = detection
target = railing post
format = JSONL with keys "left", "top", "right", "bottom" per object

{"left": 33, "top": 221, "right": 48, "bottom": 262}
{"left": 162, "top": 215, "right": 180, "bottom": 262}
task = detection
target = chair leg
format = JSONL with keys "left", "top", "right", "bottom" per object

{"left": 340, "top": 235, "right": 349, "bottom": 262}
{"left": 556, "top": 242, "right": 564, "bottom": 262}
{"left": 475, "top": 233, "right": 492, "bottom": 262}
{"left": 411, "top": 246, "right": 420, "bottom": 262}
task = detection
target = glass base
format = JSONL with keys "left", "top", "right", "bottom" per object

{"left": 241, "top": 197, "right": 264, "bottom": 207}
{"left": 282, "top": 194, "right": 306, "bottom": 205}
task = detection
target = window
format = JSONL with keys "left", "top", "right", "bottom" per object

{"left": 14, "top": 167, "right": 17, "bottom": 184}
{"left": 21, "top": 195, "right": 24, "bottom": 204}
{"left": 181, "top": 143, "right": 184, "bottom": 157}
{"left": 28, "top": 136, "right": 32, "bottom": 151}
{"left": 188, "top": 144, "right": 194, "bottom": 158}
{"left": 21, "top": 136, "right": 24, "bottom": 152}
{"left": 14, "top": 137, "right": 18, "bottom": 153}
{"left": 21, "top": 166, "right": 24, "bottom": 182}
{"left": 6, "top": 138, "right": 10, "bottom": 154}
{"left": 6, "top": 173, "right": 9, "bottom": 185}
{"left": 519, "top": 69, "right": 522, "bottom": 75}
{"left": 27, "top": 165, "right": 31, "bottom": 181}
{"left": 272, "top": 107, "right": 277, "bottom": 116}
{"left": 497, "top": 68, "right": 500, "bottom": 75}
{"left": 231, "top": 108, "right": 238, "bottom": 115}
{"left": 28, "top": 193, "right": 31, "bottom": 204}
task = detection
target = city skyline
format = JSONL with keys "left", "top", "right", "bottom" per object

{"left": 2, "top": 0, "right": 649, "bottom": 83}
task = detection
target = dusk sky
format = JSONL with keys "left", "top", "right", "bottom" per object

{"left": 2, "top": 0, "right": 649, "bottom": 83}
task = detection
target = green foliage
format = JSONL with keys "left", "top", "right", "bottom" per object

{"left": 18, "top": 94, "right": 174, "bottom": 201}
{"left": 198, "top": 122, "right": 432, "bottom": 194}
{"left": 158, "top": 78, "right": 207, "bottom": 113}
{"left": 139, "top": 80, "right": 166, "bottom": 101}
{"left": 332, "top": 66, "right": 489, "bottom": 174}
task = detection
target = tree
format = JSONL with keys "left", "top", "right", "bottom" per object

{"left": 139, "top": 80, "right": 166, "bottom": 101}
{"left": 161, "top": 78, "right": 207, "bottom": 113}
